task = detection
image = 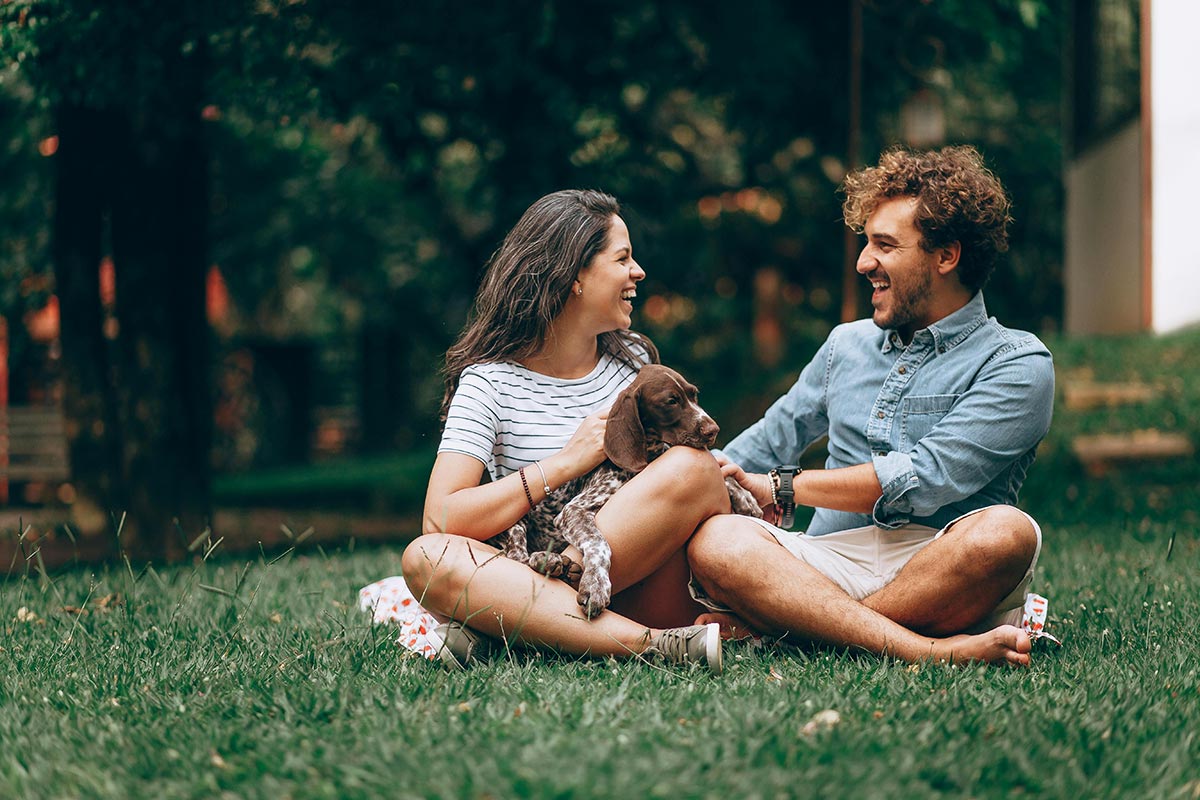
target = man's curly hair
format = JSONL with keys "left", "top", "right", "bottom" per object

{"left": 841, "top": 145, "right": 1012, "bottom": 294}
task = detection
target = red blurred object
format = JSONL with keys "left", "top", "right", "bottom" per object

{"left": 207, "top": 265, "right": 230, "bottom": 324}
{"left": 99, "top": 256, "right": 116, "bottom": 308}
{"left": 25, "top": 295, "right": 60, "bottom": 342}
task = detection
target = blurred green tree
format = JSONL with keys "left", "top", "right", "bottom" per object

{"left": 2, "top": 0, "right": 225, "bottom": 557}
{"left": 1, "top": 0, "right": 1064, "bottom": 558}
{"left": 296, "top": 0, "right": 1062, "bottom": 430}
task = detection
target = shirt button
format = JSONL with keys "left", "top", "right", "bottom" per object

{"left": 898, "top": 366, "right": 907, "bottom": 374}
{"left": 937, "top": 346, "right": 946, "bottom": 354}
{"left": 877, "top": 411, "right": 885, "bottom": 419}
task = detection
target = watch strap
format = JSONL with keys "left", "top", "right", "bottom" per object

{"left": 771, "top": 465, "right": 801, "bottom": 528}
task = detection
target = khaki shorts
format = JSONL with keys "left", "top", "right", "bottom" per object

{"left": 691, "top": 505, "right": 1042, "bottom": 632}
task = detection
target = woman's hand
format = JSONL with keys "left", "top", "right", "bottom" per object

{"left": 522, "top": 409, "right": 609, "bottom": 498}
{"left": 714, "top": 452, "right": 775, "bottom": 510}
{"left": 552, "top": 408, "right": 610, "bottom": 476}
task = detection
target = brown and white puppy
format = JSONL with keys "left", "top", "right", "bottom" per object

{"left": 488, "top": 364, "right": 762, "bottom": 618}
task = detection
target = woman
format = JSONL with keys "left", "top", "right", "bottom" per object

{"left": 379, "top": 189, "right": 734, "bottom": 672}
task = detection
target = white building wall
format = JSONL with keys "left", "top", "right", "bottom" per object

{"left": 1064, "top": 122, "right": 1142, "bottom": 334}
{"left": 1150, "top": 3, "right": 1200, "bottom": 333}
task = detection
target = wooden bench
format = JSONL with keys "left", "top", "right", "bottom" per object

{"left": 1061, "top": 381, "right": 1158, "bottom": 411}
{"left": 0, "top": 405, "right": 70, "bottom": 504}
{"left": 1071, "top": 428, "right": 1194, "bottom": 477}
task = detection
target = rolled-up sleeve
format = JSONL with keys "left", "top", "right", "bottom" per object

{"left": 871, "top": 450, "right": 920, "bottom": 525}
{"left": 721, "top": 337, "right": 833, "bottom": 474}
{"left": 871, "top": 341, "right": 1055, "bottom": 528}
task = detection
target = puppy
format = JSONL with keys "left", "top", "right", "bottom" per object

{"left": 488, "top": 364, "right": 762, "bottom": 618}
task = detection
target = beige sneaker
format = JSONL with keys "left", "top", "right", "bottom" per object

{"left": 433, "top": 621, "right": 496, "bottom": 670}
{"left": 646, "top": 623, "right": 723, "bottom": 675}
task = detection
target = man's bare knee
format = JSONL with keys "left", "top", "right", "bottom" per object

{"left": 688, "top": 517, "right": 773, "bottom": 592}
{"left": 688, "top": 518, "right": 738, "bottom": 571}
{"left": 948, "top": 506, "right": 1038, "bottom": 576}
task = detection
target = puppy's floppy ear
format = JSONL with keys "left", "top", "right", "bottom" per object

{"left": 604, "top": 383, "right": 649, "bottom": 472}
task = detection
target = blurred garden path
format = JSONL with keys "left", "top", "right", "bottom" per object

{"left": 0, "top": 507, "right": 419, "bottom": 574}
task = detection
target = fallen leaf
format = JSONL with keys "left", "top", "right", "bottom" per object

{"left": 16, "top": 607, "right": 40, "bottom": 623}
{"left": 210, "top": 752, "right": 229, "bottom": 769}
{"left": 801, "top": 709, "right": 841, "bottom": 736}
{"left": 767, "top": 667, "right": 785, "bottom": 683}
{"left": 268, "top": 613, "right": 283, "bottom": 624}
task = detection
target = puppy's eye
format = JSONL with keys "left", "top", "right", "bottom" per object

{"left": 665, "top": 396, "right": 679, "bottom": 405}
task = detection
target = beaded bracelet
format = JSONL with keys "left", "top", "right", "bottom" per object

{"left": 532, "top": 461, "right": 553, "bottom": 496}
{"left": 518, "top": 466, "right": 535, "bottom": 510}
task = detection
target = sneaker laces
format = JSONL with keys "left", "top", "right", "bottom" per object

{"left": 648, "top": 627, "right": 699, "bottom": 662}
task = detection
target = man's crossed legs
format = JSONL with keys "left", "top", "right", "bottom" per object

{"left": 686, "top": 505, "right": 1040, "bottom": 666}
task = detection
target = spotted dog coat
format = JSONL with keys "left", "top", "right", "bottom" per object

{"left": 488, "top": 364, "right": 762, "bottom": 618}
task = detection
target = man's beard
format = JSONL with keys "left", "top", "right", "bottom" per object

{"left": 873, "top": 267, "right": 932, "bottom": 336}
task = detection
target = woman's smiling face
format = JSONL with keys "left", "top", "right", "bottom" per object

{"left": 575, "top": 215, "right": 646, "bottom": 333}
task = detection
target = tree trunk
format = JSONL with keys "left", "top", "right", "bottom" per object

{"left": 108, "top": 87, "right": 212, "bottom": 560}
{"left": 53, "top": 106, "right": 126, "bottom": 548}
{"left": 360, "top": 322, "right": 410, "bottom": 454}
{"left": 50, "top": 25, "right": 213, "bottom": 563}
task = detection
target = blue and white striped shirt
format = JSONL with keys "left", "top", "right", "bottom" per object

{"left": 440, "top": 342, "right": 653, "bottom": 480}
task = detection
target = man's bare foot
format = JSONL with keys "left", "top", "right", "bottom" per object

{"left": 695, "top": 611, "right": 762, "bottom": 641}
{"left": 928, "top": 625, "right": 1032, "bottom": 667}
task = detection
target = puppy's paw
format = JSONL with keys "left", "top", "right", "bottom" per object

{"left": 561, "top": 558, "right": 584, "bottom": 590}
{"left": 528, "top": 551, "right": 572, "bottom": 579}
{"left": 725, "top": 477, "right": 764, "bottom": 519}
{"left": 576, "top": 570, "right": 612, "bottom": 619}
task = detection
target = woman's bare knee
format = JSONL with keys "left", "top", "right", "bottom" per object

{"left": 644, "top": 446, "right": 729, "bottom": 511}
{"left": 401, "top": 533, "right": 476, "bottom": 610}
{"left": 402, "top": 534, "right": 444, "bottom": 588}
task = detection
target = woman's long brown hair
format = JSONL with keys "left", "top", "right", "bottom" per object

{"left": 440, "top": 189, "right": 656, "bottom": 420}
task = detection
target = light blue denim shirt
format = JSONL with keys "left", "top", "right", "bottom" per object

{"left": 722, "top": 293, "right": 1055, "bottom": 535}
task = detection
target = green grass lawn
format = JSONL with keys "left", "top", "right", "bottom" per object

{"left": 2, "top": 329, "right": 1198, "bottom": 799}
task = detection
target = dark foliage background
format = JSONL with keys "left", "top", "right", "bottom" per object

{"left": 0, "top": 1, "right": 1064, "bottom": 552}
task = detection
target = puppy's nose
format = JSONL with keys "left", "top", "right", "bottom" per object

{"left": 700, "top": 416, "right": 720, "bottom": 444}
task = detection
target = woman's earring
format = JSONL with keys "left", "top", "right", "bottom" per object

{"left": 576, "top": 286, "right": 583, "bottom": 296}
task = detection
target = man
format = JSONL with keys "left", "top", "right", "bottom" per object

{"left": 688, "top": 145, "right": 1054, "bottom": 666}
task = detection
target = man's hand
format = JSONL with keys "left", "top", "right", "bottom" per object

{"left": 713, "top": 453, "right": 774, "bottom": 510}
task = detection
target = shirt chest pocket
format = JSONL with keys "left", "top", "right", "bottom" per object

{"left": 899, "top": 394, "right": 960, "bottom": 450}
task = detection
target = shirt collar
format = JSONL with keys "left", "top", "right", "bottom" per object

{"left": 880, "top": 292, "right": 988, "bottom": 354}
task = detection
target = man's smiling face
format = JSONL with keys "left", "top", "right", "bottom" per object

{"left": 855, "top": 196, "right": 940, "bottom": 339}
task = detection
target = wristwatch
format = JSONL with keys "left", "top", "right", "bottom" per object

{"left": 769, "top": 465, "right": 802, "bottom": 528}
